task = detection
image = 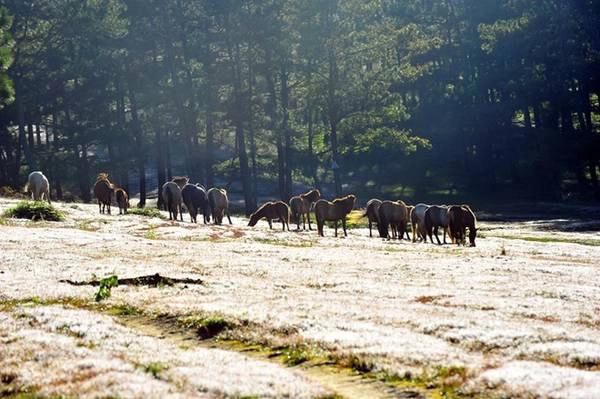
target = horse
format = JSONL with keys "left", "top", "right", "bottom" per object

{"left": 404, "top": 205, "right": 414, "bottom": 240}
{"left": 377, "top": 200, "right": 409, "bottom": 240}
{"left": 424, "top": 205, "right": 451, "bottom": 245}
{"left": 162, "top": 180, "right": 184, "bottom": 221}
{"left": 314, "top": 194, "right": 356, "bottom": 237}
{"left": 115, "top": 188, "right": 130, "bottom": 215}
{"left": 363, "top": 199, "right": 382, "bottom": 238}
{"left": 93, "top": 173, "right": 114, "bottom": 214}
{"left": 207, "top": 188, "right": 232, "bottom": 225}
{"left": 248, "top": 201, "right": 291, "bottom": 231}
{"left": 289, "top": 189, "right": 321, "bottom": 230}
{"left": 411, "top": 203, "right": 430, "bottom": 242}
{"left": 182, "top": 183, "right": 210, "bottom": 224}
{"left": 26, "top": 171, "right": 51, "bottom": 203}
{"left": 448, "top": 205, "right": 477, "bottom": 246}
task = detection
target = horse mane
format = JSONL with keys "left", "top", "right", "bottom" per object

{"left": 97, "top": 173, "right": 110, "bottom": 181}
{"left": 332, "top": 194, "right": 355, "bottom": 204}
{"left": 301, "top": 189, "right": 320, "bottom": 202}
{"left": 172, "top": 176, "right": 189, "bottom": 184}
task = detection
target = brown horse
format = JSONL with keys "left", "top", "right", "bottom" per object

{"left": 93, "top": 173, "right": 114, "bottom": 214}
{"left": 424, "top": 205, "right": 451, "bottom": 245}
{"left": 289, "top": 189, "right": 321, "bottom": 230}
{"left": 248, "top": 201, "right": 291, "bottom": 231}
{"left": 411, "top": 203, "right": 430, "bottom": 242}
{"left": 377, "top": 200, "right": 409, "bottom": 239}
{"left": 363, "top": 199, "right": 382, "bottom": 238}
{"left": 448, "top": 205, "right": 477, "bottom": 246}
{"left": 115, "top": 188, "right": 130, "bottom": 215}
{"left": 207, "top": 188, "right": 232, "bottom": 225}
{"left": 314, "top": 195, "right": 356, "bottom": 237}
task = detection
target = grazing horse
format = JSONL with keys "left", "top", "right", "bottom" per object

{"left": 93, "top": 173, "right": 114, "bottom": 214}
{"left": 289, "top": 189, "right": 321, "bottom": 230}
{"left": 377, "top": 200, "right": 409, "bottom": 240}
{"left": 424, "top": 205, "right": 451, "bottom": 245}
{"left": 314, "top": 194, "right": 356, "bottom": 237}
{"left": 115, "top": 188, "right": 130, "bottom": 215}
{"left": 411, "top": 203, "right": 430, "bottom": 242}
{"left": 248, "top": 201, "right": 291, "bottom": 231}
{"left": 448, "top": 205, "right": 477, "bottom": 246}
{"left": 363, "top": 199, "right": 382, "bottom": 238}
{"left": 182, "top": 183, "right": 210, "bottom": 224}
{"left": 207, "top": 188, "right": 232, "bottom": 225}
{"left": 27, "top": 171, "right": 51, "bottom": 203}
{"left": 162, "top": 180, "right": 184, "bottom": 221}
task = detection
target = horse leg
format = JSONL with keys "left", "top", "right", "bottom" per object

{"left": 307, "top": 212, "right": 312, "bottom": 230}
{"left": 412, "top": 223, "right": 417, "bottom": 242}
{"left": 369, "top": 220, "right": 372, "bottom": 238}
{"left": 281, "top": 217, "right": 286, "bottom": 231}
{"left": 434, "top": 227, "right": 442, "bottom": 245}
{"left": 334, "top": 221, "right": 338, "bottom": 237}
{"left": 443, "top": 227, "right": 448, "bottom": 244}
{"left": 227, "top": 210, "right": 232, "bottom": 224}
{"left": 343, "top": 219, "right": 348, "bottom": 237}
{"left": 268, "top": 219, "right": 272, "bottom": 229}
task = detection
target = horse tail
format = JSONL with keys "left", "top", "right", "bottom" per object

{"left": 166, "top": 186, "right": 174, "bottom": 213}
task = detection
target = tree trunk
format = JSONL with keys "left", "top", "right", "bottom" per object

{"left": 231, "top": 42, "right": 255, "bottom": 214}
{"left": 156, "top": 128, "right": 166, "bottom": 210}
{"left": 205, "top": 113, "right": 214, "bottom": 188}
{"left": 127, "top": 82, "right": 146, "bottom": 208}
{"left": 307, "top": 107, "right": 320, "bottom": 190}
{"left": 280, "top": 63, "right": 292, "bottom": 200}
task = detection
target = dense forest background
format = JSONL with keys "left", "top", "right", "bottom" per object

{"left": 0, "top": 0, "right": 599, "bottom": 213}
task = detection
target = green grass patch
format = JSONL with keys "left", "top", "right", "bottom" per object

{"left": 178, "top": 315, "right": 231, "bottom": 338}
{"left": 107, "top": 304, "right": 142, "bottom": 316}
{"left": 281, "top": 347, "right": 311, "bottom": 366}
{"left": 345, "top": 210, "right": 368, "bottom": 229}
{"left": 145, "top": 227, "right": 158, "bottom": 240}
{"left": 3, "top": 201, "right": 65, "bottom": 221}
{"left": 254, "top": 237, "right": 314, "bottom": 247}
{"left": 143, "top": 362, "right": 169, "bottom": 378}
{"left": 75, "top": 220, "right": 99, "bottom": 231}
{"left": 128, "top": 207, "right": 166, "bottom": 219}
{"left": 497, "top": 234, "right": 600, "bottom": 247}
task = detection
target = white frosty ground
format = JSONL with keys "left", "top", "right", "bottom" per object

{"left": 1, "top": 198, "right": 600, "bottom": 398}
{"left": 0, "top": 305, "right": 327, "bottom": 398}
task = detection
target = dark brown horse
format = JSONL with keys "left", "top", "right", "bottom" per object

{"left": 289, "top": 189, "right": 321, "bottom": 230}
{"left": 93, "top": 173, "right": 114, "bottom": 214}
{"left": 314, "top": 195, "right": 356, "bottom": 237}
{"left": 363, "top": 199, "right": 382, "bottom": 238}
{"left": 248, "top": 201, "right": 291, "bottom": 231}
{"left": 377, "top": 200, "right": 409, "bottom": 239}
{"left": 424, "top": 205, "right": 450, "bottom": 245}
{"left": 448, "top": 205, "right": 477, "bottom": 246}
{"left": 115, "top": 188, "right": 130, "bottom": 215}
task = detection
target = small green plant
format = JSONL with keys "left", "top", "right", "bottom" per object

{"left": 143, "top": 362, "right": 168, "bottom": 378}
{"left": 145, "top": 227, "right": 158, "bottom": 240}
{"left": 94, "top": 275, "right": 118, "bottom": 302}
{"left": 282, "top": 347, "right": 310, "bottom": 366}
{"left": 3, "top": 201, "right": 65, "bottom": 221}
{"left": 128, "top": 207, "right": 166, "bottom": 219}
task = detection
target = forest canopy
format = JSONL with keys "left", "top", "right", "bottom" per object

{"left": 0, "top": 0, "right": 599, "bottom": 213}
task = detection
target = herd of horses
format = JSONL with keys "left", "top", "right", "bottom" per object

{"left": 24, "top": 171, "right": 477, "bottom": 246}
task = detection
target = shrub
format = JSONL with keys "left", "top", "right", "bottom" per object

{"left": 128, "top": 207, "right": 166, "bottom": 219}
{"left": 3, "top": 201, "right": 65, "bottom": 221}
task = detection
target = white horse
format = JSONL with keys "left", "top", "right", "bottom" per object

{"left": 27, "top": 171, "right": 51, "bottom": 203}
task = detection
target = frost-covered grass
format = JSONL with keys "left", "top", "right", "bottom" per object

{"left": 1, "top": 198, "right": 600, "bottom": 398}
